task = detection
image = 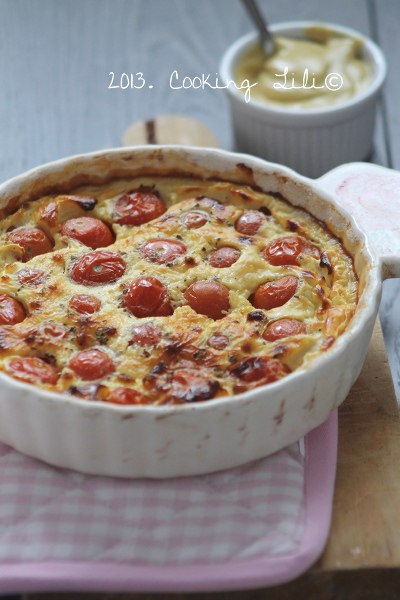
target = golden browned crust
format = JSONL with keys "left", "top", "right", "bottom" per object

{"left": 0, "top": 176, "right": 358, "bottom": 404}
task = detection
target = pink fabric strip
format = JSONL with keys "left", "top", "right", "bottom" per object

{"left": 0, "top": 411, "right": 337, "bottom": 594}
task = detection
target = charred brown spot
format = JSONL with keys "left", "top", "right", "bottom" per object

{"left": 320, "top": 251, "right": 333, "bottom": 274}
{"left": 71, "top": 195, "right": 98, "bottom": 211}
{"left": 184, "top": 256, "right": 196, "bottom": 266}
{"left": 24, "top": 332, "right": 36, "bottom": 344}
{"left": 238, "top": 236, "right": 253, "bottom": 244}
{"left": 241, "top": 342, "right": 252, "bottom": 353}
{"left": 165, "top": 342, "right": 184, "bottom": 356}
{"left": 287, "top": 219, "right": 300, "bottom": 232}
{"left": 117, "top": 373, "right": 134, "bottom": 383}
{"left": 95, "top": 326, "right": 117, "bottom": 345}
{"left": 231, "top": 189, "right": 253, "bottom": 202}
{"left": 259, "top": 206, "right": 271, "bottom": 216}
{"left": 144, "top": 361, "right": 168, "bottom": 384}
{"left": 30, "top": 301, "right": 42, "bottom": 310}
{"left": 247, "top": 311, "right": 266, "bottom": 322}
{"left": 236, "top": 162, "right": 253, "bottom": 176}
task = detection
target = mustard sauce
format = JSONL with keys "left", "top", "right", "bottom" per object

{"left": 234, "top": 26, "right": 373, "bottom": 109}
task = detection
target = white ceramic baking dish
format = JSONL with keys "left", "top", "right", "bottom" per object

{"left": 0, "top": 147, "right": 398, "bottom": 478}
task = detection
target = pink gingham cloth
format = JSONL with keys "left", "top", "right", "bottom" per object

{"left": 0, "top": 411, "right": 337, "bottom": 594}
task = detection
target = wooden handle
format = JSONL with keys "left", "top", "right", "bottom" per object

{"left": 121, "top": 115, "right": 220, "bottom": 148}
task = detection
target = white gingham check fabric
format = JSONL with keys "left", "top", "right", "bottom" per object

{"left": 0, "top": 440, "right": 305, "bottom": 564}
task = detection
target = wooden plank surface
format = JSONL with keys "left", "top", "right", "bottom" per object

{"left": 318, "top": 319, "right": 400, "bottom": 570}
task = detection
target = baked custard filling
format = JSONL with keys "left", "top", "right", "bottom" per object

{"left": 0, "top": 177, "right": 358, "bottom": 404}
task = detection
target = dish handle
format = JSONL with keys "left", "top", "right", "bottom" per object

{"left": 317, "top": 162, "right": 400, "bottom": 279}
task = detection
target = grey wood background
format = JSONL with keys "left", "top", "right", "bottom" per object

{"left": 0, "top": 0, "right": 399, "bottom": 597}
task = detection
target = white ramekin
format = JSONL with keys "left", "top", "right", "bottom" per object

{"left": 220, "top": 22, "right": 387, "bottom": 178}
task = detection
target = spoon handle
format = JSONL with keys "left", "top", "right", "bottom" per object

{"left": 240, "top": 0, "right": 275, "bottom": 55}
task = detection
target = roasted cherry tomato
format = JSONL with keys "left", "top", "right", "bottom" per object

{"left": 69, "top": 294, "right": 101, "bottom": 314}
{"left": 0, "top": 294, "right": 25, "bottom": 325}
{"left": 7, "top": 357, "right": 59, "bottom": 385}
{"left": 114, "top": 192, "right": 166, "bottom": 226}
{"left": 140, "top": 238, "right": 187, "bottom": 264}
{"left": 16, "top": 269, "right": 46, "bottom": 287}
{"left": 209, "top": 246, "right": 240, "bottom": 268}
{"left": 60, "top": 217, "right": 114, "bottom": 249}
{"left": 70, "top": 251, "right": 126, "bottom": 285}
{"left": 232, "top": 356, "right": 290, "bottom": 393}
{"left": 184, "top": 280, "right": 230, "bottom": 320}
{"left": 235, "top": 210, "right": 264, "bottom": 236}
{"left": 106, "top": 387, "right": 150, "bottom": 405}
{"left": 208, "top": 333, "right": 229, "bottom": 350}
{"left": 181, "top": 210, "right": 209, "bottom": 229}
{"left": 263, "top": 318, "right": 307, "bottom": 342}
{"left": 69, "top": 349, "right": 114, "bottom": 380}
{"left": 251, "top": 276, "right": 299, "bottom": 311}
{"left": 168, "top": 368, "right": 220, "bottom": 403}
{"left": 123, "top": 276, "right": 173, "bottom": 318}
{"left": 130, "top": 322, "right": 163, "bottom": 346}
{"left": 7, "top": 227, "right": 53, "bottom": 261}
{"left": 263, "top": 236, "right": 320, "bottom": 266}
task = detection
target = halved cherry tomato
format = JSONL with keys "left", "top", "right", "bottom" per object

{"left": 208, "top": 333, "right": 229, "bottom": 350}
{"left": 70, "top": 251, "right": 126, "bottom": 285}
{"left": 69, "top": 294, "right": 101, "bottom": 314}
{"left": 0, "top": 294, "right": 25, "bottom": 325}
{"left": 235, "top": 210, "right": 264, "bottom": 235}
{"left": 263, "top": 236, "right": 320, "bottom": 266}
{"left": 168, "top": 368, "right": 220, "bottom": 403}
{"left": 140, "top": 239, "right": 187, "bottom": 264}
{"left": 114, "top": 192, "right": 166, "bottom": 225}
{"left": 184, "top": 280, "right": 230, "bottom": 320}
{"left": 232, "top": 356, "right": 290, "bottom": 393}
{"left": 263, "top": 318, "right": 307, "bottom": 342}
{"left": 123, "top": 276, "right": 173, "bottom": 318}
{"left": 17, "top": 269, "right": 46, "bottom": 287}
{"left": 69, "top": 349, "right": 114, "bottom": 380}
{"left": 181, "top": 210, "right": 209, "bottom": 229}
{"left": 7, "top": 357, "right": 59, "bottom": 385}
{"left": 130, "top": 322, "right": 163, "bottom": 346}
{"left": 60, "top": 217, "right": 114, "bottom": 249}
{"left": 251, "top": 276, "right": 299, "bottom": 311}
{"left": 7, "top": 227, "right": 53, "bottom": 261}
{"left": 209, "top": 247, "right": 240, "bottom": 268}
{"left": 106, "top": 387, "right": 150, "bottom": 405}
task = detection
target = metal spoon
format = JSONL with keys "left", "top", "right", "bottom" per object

{"left": 240, "top": 0, "right": 275, "bottom": 56}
